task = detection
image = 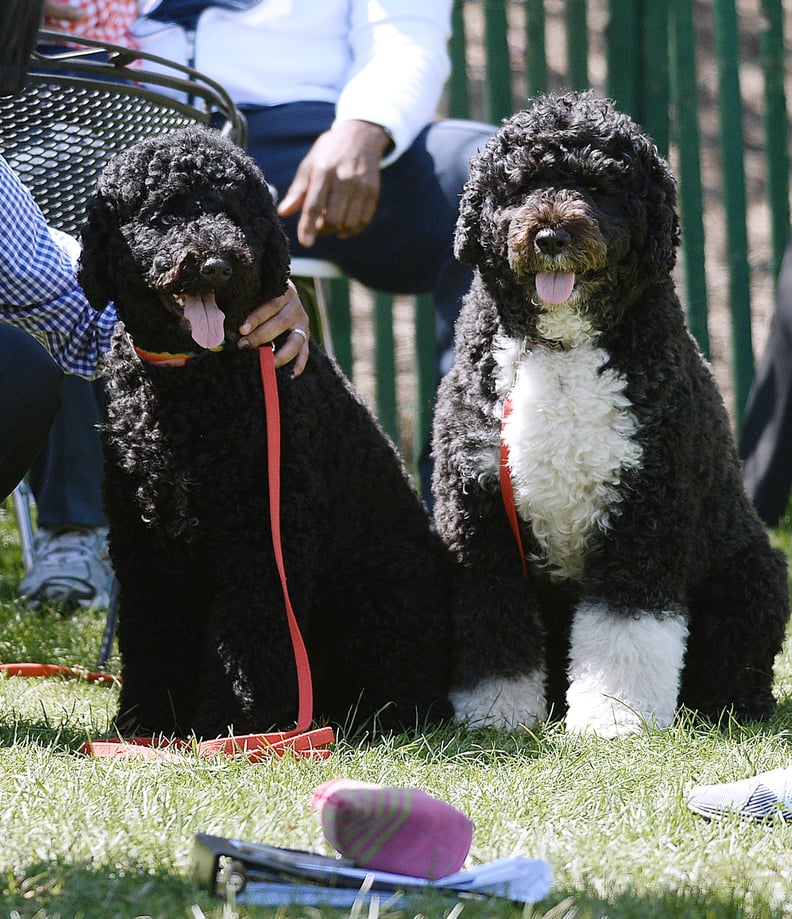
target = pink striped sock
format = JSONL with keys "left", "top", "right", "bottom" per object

{"left": 311, "top": 779, "right": 473, "bottom": 879}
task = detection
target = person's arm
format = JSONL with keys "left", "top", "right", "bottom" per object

{"left": 277, "top": 1, "right": 451, "bottom": 247}
{"left": 337, "top": 1, "right": 452, "bottom": 162}
{"left": 0, "top": 157, "right": 310, "bottom": 377}
{"left": 0, "top": 156, "right": 114, "bottom": 378}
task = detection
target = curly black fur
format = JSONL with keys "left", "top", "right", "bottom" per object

{"left": 432, "top": 92, "right": 789, "bottom": 736}
{"left": 81, "top": 127, "right": 452, "bottom": 738}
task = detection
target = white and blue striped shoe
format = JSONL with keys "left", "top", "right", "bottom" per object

{"left": 687, "top": 767, "right": 792, "bottom": 821}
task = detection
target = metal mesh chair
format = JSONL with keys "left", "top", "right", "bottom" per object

{"left": 0, "top": 29, "right": 246, "bottom": 237}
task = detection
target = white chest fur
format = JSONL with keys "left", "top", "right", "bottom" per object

{"left": 495, "top": 329, "right": 643, "bottom": 581}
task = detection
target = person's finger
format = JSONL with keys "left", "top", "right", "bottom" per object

{"left": 236, "top": 281, "right": 310, "bottom": 349}
{"left": 238, "top": 296, "right": 282, "bottom": 338}
{"left": 296, "top": 174, "right": 331, "bottom": 247}
{"left": 290, "top": 339, "right": 310, "bottom": 377}
{"left": 273, "top": 327, "right": 310, "bottom": 376}
{"left": 277, "top": 173, "right": 307, "bottom": 218}
{"left": 318, "top": 157, "right": 381, "bottom": 238}
{"left": 333, "top": 180, "right": 379, "bottom": 238}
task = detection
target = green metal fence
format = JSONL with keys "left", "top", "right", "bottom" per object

{"left": 331, "top": 0, "right": 789, "bottom": 479}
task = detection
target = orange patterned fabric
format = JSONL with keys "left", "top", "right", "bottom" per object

{"left": 43, "top": 0, "right": 139, "bottom": 47}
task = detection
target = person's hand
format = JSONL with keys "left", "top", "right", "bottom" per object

{"left": 237, "top": 280, "right": 310, "bottom": 377}
{"left": 43, "top": 2, "right": 85, "bottom": 22}
{"left": 277, "top": 120, "right": 393, "bottom": 247}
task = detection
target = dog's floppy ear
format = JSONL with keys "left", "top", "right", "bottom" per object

{"left": 454, "top": 151, "right": 489, "bottom": 266}
{"left": 645, "top": 154, "right": 680, "bottom": 278}
{"left": 234, "top": 157, "right": 291, "bottom": 300}
{"left": 260, "top": 214, "right": 291, "bottom": 300}
{"left": 79, "top": 191, "right": 118, "bottom": 311}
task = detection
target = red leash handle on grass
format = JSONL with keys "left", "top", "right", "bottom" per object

{"left": 0, "top": 662, "right": 118, "bottom": 684}
{"left": 83, "top": 726, "right": 335, "bottom": 762}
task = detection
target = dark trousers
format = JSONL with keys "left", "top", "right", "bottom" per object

{"left": 740, "top": 237, "right": 792, "bottom": 526}
{"left": 28, "top": 375, "right": 107, "bottom": 527}
{"left": 0, "top": 324, "right": 62, "bottom": 501}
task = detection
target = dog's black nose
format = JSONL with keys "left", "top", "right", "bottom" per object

{"left": 535, "top": 227, "right": 572, "bottom": 256}
{"left": 200, "top": 257, "right": 233, "bottom": 283}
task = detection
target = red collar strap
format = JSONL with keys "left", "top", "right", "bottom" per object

{"left": 4, "top": 346, "right": 333, "bottom": 762}
{"left": 500, "top": 395, "right": 529, "bottom": 580}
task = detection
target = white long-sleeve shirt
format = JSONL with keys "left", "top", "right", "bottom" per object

{"left": 132, "top": 0, "right": 452, "bottom": 162}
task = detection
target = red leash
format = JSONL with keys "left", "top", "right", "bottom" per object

{"left": 500, "top": 395, "right": 528, "bottom": 580}
{"left": 257, "top": 344, "right": 315, "bottom": 736}
{"left": 4, "top": 346, "right": 333, "bottom": 761}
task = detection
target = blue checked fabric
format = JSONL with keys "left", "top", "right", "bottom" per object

{"left": 0, "top": 155, "right": 116, "bottom": 378}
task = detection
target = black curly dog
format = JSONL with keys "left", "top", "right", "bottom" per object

{"left": 79, "top": 126, "right": 452, "bottom": 738}
{"left": 432, "top": 91, "right": 789, "bottom": 737}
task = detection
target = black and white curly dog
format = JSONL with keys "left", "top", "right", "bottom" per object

{"left": 79, "top": 126, "right": 452, "bottom": 738}
{"left": 432, "top": 91, "right": 790, "bottom": 737}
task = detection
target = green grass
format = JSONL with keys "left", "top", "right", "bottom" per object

{"left": 1, "top": 500, "right": 792, "bottom": 918}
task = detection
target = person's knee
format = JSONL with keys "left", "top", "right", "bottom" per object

{"left": 424, "top": 118, "right": 497, "bottom": 198}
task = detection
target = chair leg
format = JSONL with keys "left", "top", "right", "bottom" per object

{"left": 292, "top": 275, "right": 337, "bottom": 360}
{"left": 97, "top": 577, "right": 119, "bottom": 670}
{"left": 12, "top": 480, "right": 36, "bottom": 572}
{"left": 313, "top": 277, "right": 336, "bottom": 360}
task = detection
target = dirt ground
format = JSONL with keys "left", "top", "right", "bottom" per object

{"left": 348, "top": 0, "right": 790, "bottom": 454}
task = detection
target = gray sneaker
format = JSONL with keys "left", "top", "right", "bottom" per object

{"left": 687, "top": 766, "right": 792, "bottom": 821}
{"left": 19, "top": 527, "right": 113, "bottom": 609}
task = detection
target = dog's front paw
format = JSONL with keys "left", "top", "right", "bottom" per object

{"left": 565, "top": 602, "right": 686, "bottom": 738}
{"left": 451, "top": 673, "right": 547, "bottom": 731}
{"left": 565, "top": 678, "right": 675, "bottom": 738}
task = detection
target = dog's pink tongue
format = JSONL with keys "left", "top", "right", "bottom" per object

{"left": 535, "top": 271, "right": 575, "bottom": 304}
{"left": 183, "top": 293, "right": 225, "bottom": 349}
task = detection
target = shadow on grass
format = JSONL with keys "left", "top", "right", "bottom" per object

{"left": 332, "top": 717, "right": 552, "bottom": 765}
{"left": 0, "top": 714, "right": 100, "bottom": 753}
{"left": 2, "top": 862, "right": 787, "bottom": 919}
{"left": 765, "top": 695, "right": 792, "bottom": 732}
{"left": 1, "top": 859, "right": 216, "bottom": 919}
{"left": 544, "top": 885, "right": 788, "bottom": 919}
{"left": 675, "top": 702, "right": 792, "bottom": 745}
